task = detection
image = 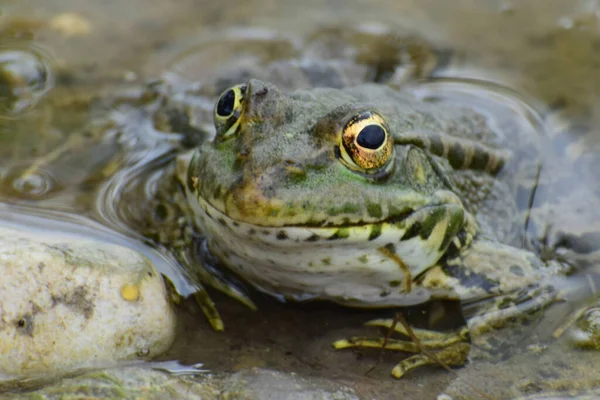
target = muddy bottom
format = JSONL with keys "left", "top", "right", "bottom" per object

{"left": 163, "top": 292, "right": 461, "bottom": 399}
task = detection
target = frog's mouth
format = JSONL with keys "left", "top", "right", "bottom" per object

{"left": 190, "top": 184, "right": 470, "bottom": 278}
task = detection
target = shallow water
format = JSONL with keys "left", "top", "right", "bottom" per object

{"left": 2, "top": 0, "right": 600, "bottom": 399}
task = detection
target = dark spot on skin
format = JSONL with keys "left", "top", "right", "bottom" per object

{"left": 262, "top": 230, "right": 270, "bottom": 235}
{"left": 358, "top": 255, "right": 368, "bottom": 264}
{"left": 388, "top": 207, "right": 414, "bottom": 224}
{"left": 328, "top": 228, "right": 349, "bottom": 241}
{"left": 341, "top": 203, "right": 361, "bottom": 214}
{"left": 255, "top": 87, "right": 269, "bottom": 96}
{"left": 232, "top": 221, "right": 239, "bottom": 227}
{"left": 441, "top": 262, "right": 499, "bottom": 293}
{"left": 212, "top": 185, "right": 223, "bottom": 201}
{"left": 420, "top": 209, "right": 445, "bottom": 240}
{"left": 401, "top": 222, "right": 422, "bottom": 241}
{"left": 366, "top": 203, "right": 383, "bottom": 219}
{"left": 328, "top": 232, "right": 340, "bottom": 240}
{"left": 368, "top": 224, "right": 382, "bottom": 241}
{"left": 379, "top": 291, "right": 390, "bottom": 297}
{"left": 439, "top": 214, "right": 464, "bottom": 252}
{"left": 306, "top": 234, "right": 320, "bottom": 242}
{"left": 37, "top": 262, "right": 45, "bottom": 272}
{"left": 218, "top": 218, "right": 227, "bottom": 227}
{"left": 276, "top": 231, "right": 288, "bottom": 240}
{"left": 428, "top": 135, "right": 445, "bottom": 156}
{"left": 444, "top": 237, "right": 463, "bottom": 262}
{"left": 322, "top": 257, "right": 331, "bottom": 266}
{"left": 248, "top": 228, "right": 256, "bottom": 235}
{"left": 439, "top": 228, "right": 456, "bottom": 252}
{"left": 448, "top": 142, "right": 466, "bottom": 169}
{"left": 389, "top": 280, "right": 402, "bottom": 287}
{"left": 471, "top": 146, "right": 490, "bottom": 171}
{"left": 509, "top": 265, "right": 525, "bottom": 276}
{"left": 383, "top": 243, "right": 395, "bottom": 253}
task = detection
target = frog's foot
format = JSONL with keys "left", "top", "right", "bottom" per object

{"left": 332, "top": 319, "right": 470, "bottom": 378}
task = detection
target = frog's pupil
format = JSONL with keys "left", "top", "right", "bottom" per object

{"left": 356, "top": 125, "right": 385, "bottom": 149}
{"left": 217, "top": 89, "right": 235, "bottom": 117}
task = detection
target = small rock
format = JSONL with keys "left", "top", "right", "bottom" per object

{"left": 50, "top": 13, "right": 92, "bottom": 37}
{"left": 0, "top": 225, "right": 176, "bottom": 381}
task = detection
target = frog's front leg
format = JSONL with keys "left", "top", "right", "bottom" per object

{"left": 333, "top": 241, "right": 565, "bottom": 378}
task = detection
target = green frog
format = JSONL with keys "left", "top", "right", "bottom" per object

{"left": 176, "top": 74, "right": 575, "bottom": 377}
{"left": 6, "top": 27, "right": 598, "bottom": 382}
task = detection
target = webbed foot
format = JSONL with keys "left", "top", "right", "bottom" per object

{"left": 332, "top": 318, "right": 470, "bottom": 378}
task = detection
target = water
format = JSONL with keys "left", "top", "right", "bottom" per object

{"left": 2, "top": 1, "right": 600, "bottom": 399}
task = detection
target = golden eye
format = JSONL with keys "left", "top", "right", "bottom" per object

{"left": 338, "top": 110, "right": 394, "bottom": 173}
{"left": 214, "top": 84, "right": 247, "bottom": 140}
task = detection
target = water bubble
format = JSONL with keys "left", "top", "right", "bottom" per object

{"left": 0, "top": 44, "right": 54, "bottom": 116}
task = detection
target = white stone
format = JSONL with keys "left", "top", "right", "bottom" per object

{"left": 0, "top": 226, "right": 176, "bottom": 379}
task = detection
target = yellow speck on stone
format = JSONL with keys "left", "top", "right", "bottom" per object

{"left": 50, "top": 13, "right": 92, "bottom": 37}
{"left": 120, "top": 283, "right": 140, "bottom": 302}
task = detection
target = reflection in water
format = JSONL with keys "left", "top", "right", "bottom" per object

{"left": 1, "top": 163, "right": 59, "bottom": 198}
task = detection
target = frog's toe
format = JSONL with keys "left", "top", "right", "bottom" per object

{"left": 332, "top": 336, "right": 419, "bottom": 352}
{"left": 193, "top": 288, "right": 225, "bottom": 331}
{"left": 391, "top": 342, "right": 471, "bottom": 379}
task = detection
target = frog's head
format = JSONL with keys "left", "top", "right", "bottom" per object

{"left": 185, "top": 79, "right": 473, "bottom": 283}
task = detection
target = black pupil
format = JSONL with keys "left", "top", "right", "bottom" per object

{"left": 216, "top": 89, "right": 235, "bottom": 117}
{"left": 356, "top": 125, "right": 386, "bottom": 149}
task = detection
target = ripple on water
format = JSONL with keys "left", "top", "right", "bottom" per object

{"left": 0, "top": 43, "right": 54, "bottom": 117}
{"left": 0, "top": 164, "right": 60, "bottom": 200}
{"left": 154, "top": 28, "right": 300, "bottom": 90}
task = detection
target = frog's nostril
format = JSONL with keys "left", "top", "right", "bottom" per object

{"left": 255, "top": 87, "right": 269, "bottom": 97}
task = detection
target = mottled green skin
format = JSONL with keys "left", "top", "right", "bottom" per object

{"left": 190, "top": 79, "right": 504, "bottom": 229}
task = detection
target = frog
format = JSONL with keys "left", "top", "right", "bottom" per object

{"left": 175, "top": 74, "right": 577, "bottom": 378}
{"left": 5, "top": 26, "right": 599, "bottom": 383}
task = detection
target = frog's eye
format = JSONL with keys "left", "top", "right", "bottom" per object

{"left": 214, "top": 84, "right": 247, "bottom": 140}
{"left": 338, "top": 110, "right": 394, "bottom": 173}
